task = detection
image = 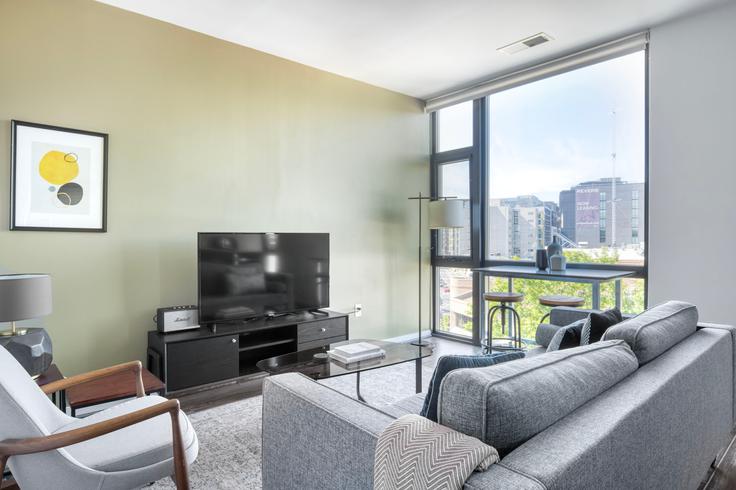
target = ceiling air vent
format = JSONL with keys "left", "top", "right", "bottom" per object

{"left": 497, "top": 32, "right": 554, "bottom": 55}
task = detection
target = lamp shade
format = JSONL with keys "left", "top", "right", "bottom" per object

{"left": 0, "top": 274, "right": 52, "bottom": 322}
{"left": 428, "top": 199, "right": 464, "bottom": 229}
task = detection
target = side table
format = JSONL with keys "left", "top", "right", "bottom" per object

{"left": 36, "top": 363, "right": 65, "bottom": 410}
{"left": 66, "top": 366, "right": 165, "bottom": 416}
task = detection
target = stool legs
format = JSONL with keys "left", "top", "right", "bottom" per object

{"left": 485, "top": 303, "right": 522, "bottom": 353}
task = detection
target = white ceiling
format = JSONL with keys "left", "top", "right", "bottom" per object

{"left": 97, "top": 0, "right": 727, "bottom": 99}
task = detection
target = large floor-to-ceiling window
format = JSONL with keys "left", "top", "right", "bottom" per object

{"left": 431, "top": 101, "right": 477, "bottom": 339}
{"left": 431, "top": 38, "right": 648, "bottom": 343}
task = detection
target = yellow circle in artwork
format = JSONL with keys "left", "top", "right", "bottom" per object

{"left": 39, "top": 150, "right": 79, "bottom": 185}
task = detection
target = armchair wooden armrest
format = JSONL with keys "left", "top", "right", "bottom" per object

{"left": 0, "top": 399, "right": 189, "bottom": 489}
{"left": 41, "top": 360, "right": 145, "bottom": 398}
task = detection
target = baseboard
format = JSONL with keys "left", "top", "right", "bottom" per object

{"left": 383, "top": 330, "right": 433, "bottom": 343}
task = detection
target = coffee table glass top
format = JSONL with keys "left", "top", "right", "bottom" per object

{"left": 256, "top": 338, "right": 432, "bottom": 380}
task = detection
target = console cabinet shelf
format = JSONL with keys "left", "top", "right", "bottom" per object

{"left": 147, "top": 311, "right": 348, "bottom": 393}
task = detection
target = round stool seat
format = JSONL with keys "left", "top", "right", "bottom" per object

{"left": 538, "top": 294, "right": 585, "bottom": 307}
{"left": 484, "top": 292, "right": 524, "bottom": 303}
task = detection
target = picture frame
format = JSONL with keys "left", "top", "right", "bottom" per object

{"left": 10, "top": 120, "right": 108, "bottom": 232}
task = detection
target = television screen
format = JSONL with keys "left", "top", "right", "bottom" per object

{"left": 198, "top": 233, "right": 329, "bottom": 324}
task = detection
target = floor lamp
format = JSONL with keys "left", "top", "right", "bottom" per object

{"left": 408, "top": 193, "right": 464, "bottom": 347}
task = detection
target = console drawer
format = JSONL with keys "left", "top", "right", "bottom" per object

{"left": 297, "top": 335, "right": 346, "bottom": 352}
{"left": 298, "top": 318, "right": 347, "bottom": 345}
{"left": 166, "top": 335, "right": 238, "bottom": 392}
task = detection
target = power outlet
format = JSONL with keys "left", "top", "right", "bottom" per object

{"left": 354, "top": 304, "right": 363, "bottom": 317}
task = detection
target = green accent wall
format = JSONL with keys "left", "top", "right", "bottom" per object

{"left": 0, "top": 0, "right": 429, "bottom": 375}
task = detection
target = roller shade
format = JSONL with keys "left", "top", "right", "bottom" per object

{"left": 425, "top": 31, "right": 649, "bottom": 113}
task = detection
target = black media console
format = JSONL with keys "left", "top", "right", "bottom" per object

{"left": 147, "top": 310, "right": 348, "bottom": 393}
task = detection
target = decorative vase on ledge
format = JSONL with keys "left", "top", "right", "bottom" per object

{"left": 546, "top": 236, "right": 563, "bottom": 261}
{"left": 535, "top": 249, "right": 549, "bottom": 270}
{"left": 550, "top": 253, "right": 567, "bottom": 272}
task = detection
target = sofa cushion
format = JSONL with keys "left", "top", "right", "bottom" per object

{"left": 437, "top": 340, "right": 638, "bottom": 455}
{"left": 602, "top": 300, "right": 698, "bottom": 365}
{"left": 420, "top": 351, "right": 524, "bottom": 422}
{"left": 379, "top": 393, "right": 426, "bottom": 418}
{"left": 581, "top": 307, "right": 623, "bottom": 345}
{"left": 546, "top": 319, "right": 587, "bottom": 352}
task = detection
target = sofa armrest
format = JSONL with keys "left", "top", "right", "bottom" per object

{"left": 699, "top": 322, "right": 736, "bottom": 427}
{"left": 261, "top": 373, "right": 394, "bottom": 490}
{"left": 262, "top": 372, "right": 545, "bottom": 490}
{"left": 535, "top": 323, "right": 562, "bottom": 347}
{"left": 549, "top": 307, "right": 596, "bottom": 326}
{"left": 549, "top": 306, "right": 634, "bottom": 326}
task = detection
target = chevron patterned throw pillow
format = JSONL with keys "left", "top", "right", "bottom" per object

{"left": 374, "top": 414, "right": 499, "bottom": 490}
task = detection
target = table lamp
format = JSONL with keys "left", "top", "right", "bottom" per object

{"left": 0, "top": 274, "right": 53, "bottom": 377}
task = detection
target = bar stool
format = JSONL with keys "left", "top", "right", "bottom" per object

{"left": 538, "top": 294, "right": 585, "bottom": 324}
{"left": 483, "top": 292, "right": 524, "bottom": 353}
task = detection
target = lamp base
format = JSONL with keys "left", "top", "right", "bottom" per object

{"left": 0, "top": 327, "right": 53, "bottom": 377}
{"left": 0, "top": 328, "right": 28, "bottom": 337}
{"left": 0, "top": 321, "right": 28, "bottom": 336}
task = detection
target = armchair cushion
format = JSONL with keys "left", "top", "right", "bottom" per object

{"left": 57, "top": 395, "right": 198, "bottom": 472}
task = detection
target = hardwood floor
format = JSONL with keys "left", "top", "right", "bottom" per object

{"left": 0, "top": 479, "right": 17, "bottom": 490}
{"left": 174, "top": 372, "right": 268, "bottom": 413}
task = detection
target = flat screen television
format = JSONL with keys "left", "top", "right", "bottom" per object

{"left": 198, "top": 232, "right": 329, "bottom": 324}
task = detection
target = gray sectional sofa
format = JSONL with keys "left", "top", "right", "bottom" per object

{"left": 262, "top": 302, "right": 736, "bottom": 489}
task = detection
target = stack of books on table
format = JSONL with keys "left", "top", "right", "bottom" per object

{"left": 329, "top": 342, "right": 386, "bottom": 364}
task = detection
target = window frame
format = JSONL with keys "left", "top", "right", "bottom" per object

{"left": 430, "top": 101, "right": 483, "bottom": 343}
{"left": 430, "top": 47, "right": 650, "bottom": 343}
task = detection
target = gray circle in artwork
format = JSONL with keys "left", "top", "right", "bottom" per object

{"left": 48, "top": 186, "right": 55, "bottom": 192}
{"left": 57, "top": 182, "right": 84, "bottom": 206}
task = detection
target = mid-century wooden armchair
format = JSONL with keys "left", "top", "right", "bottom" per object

{"left": 0, "top": 346, "right": 198, "bottom": 489}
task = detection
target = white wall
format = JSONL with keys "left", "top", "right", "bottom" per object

{"left": 648, "top": 2, "right": 736, "bottom": 323}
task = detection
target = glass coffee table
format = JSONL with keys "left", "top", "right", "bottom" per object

{"left": 256, "top": 338, "right": 433, "bottom": 401}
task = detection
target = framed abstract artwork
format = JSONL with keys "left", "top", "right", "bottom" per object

{"left": 10, "top": 120, "right": 108, "bottom": 232}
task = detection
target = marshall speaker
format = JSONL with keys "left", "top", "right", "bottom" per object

{"left": 155, "top": 305, "right": 199, "bottom": 333}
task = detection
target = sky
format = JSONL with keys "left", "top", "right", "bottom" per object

{"left": 438, "top": 50, "right": 646, "bottom": 204}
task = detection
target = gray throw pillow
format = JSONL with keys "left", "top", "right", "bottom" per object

{"left": 547, "top": 318, "right": 587, "bottom": 352}
{"left": 420, "top": 352, "right": 524, "bottom": 422}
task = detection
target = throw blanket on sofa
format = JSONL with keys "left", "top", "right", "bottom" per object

{"left": 374, "top": 414, "right": 498, "bottom": 490}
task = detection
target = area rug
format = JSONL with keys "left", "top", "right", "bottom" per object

{"left": 150, "top": 353, "right": 437, "bottom": 489}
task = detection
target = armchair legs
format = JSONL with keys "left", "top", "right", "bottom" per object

{"left": 170, "top": 407, "right": 190, "bottom": 489}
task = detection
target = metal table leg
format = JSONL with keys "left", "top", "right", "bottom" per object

{"left": 615, "top": 279, "right": 622, "bottom": 309}
{"left": 356, "top": 372, "right": 365, "bottom": 402}
{"left": 479, "top": 273, "right": 488, "bottom": 346}
{"left": 507, "top": 278, "right": 513, "bottom": 337}
{"left": 592, "top": 281, "right": 601, "bottom": 310}
{"left": 415, "top": 358, "right": 422, "bottom": 394}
